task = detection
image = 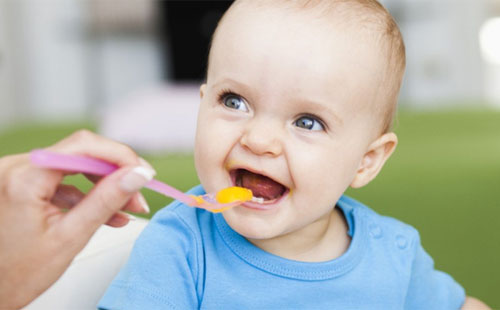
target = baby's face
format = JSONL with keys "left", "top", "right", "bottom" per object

{"left": 195, "top": 6, "right": 385, "bottom": 240}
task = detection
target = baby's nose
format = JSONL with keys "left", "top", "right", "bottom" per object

{"left": 240, "top": 118, "right": 283, "bottom": 156}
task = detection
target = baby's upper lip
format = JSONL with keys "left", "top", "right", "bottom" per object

{"left": 228, "top": 165, "right": 289, "bottom": 189}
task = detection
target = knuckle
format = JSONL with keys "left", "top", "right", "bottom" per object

{"left": 49, "top": 129, "right": 94, "bottom": 149}
{"left": 0, "top": 154, "right": 44, "bottom": 202}
{"left": 1, "top": 166, "right": 23, "bottom": 199}
{"left": 115, "top": 143, "right": 138, "bottom": 163}
{"left": 70, "top": 129, "right": 95, "bottom": 142}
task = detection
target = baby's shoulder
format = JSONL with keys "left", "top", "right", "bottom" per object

{"left": 366, "top": 207, "right": 419, "bottom": 244}
{"left": 134, "top": 191, "right": 211, "bottom": 263}
{"left": 340, "top": 196, "right": 422, "bottom": 264}
{"left": 341, "top": 196, "right": 423, "bottom": 277}
{"left": 150, "top": 200, "right": 212, "bottom": 241}
{"left": 340, "top": 195, "right": 419, "bottom": 240}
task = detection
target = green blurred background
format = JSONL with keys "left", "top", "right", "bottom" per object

{"left": 1, "top": 108, "right": 498, "bottom": 307}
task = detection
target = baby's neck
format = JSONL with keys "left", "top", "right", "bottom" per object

{"left": 248, "top": 207, "right": 351, "bottom": 262}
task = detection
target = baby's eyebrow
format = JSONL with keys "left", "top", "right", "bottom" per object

{"left": 212, "top": 78, "right": 252, "bottom": 94}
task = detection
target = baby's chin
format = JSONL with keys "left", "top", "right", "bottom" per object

{"left": 221, "top": 209, "right": 289, "bottom": 240}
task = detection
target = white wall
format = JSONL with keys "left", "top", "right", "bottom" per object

{"left": 91, "top": 35, "right": 163, "bottom": 115}
{"left": 20, "top": 0, "right": 89, "bottom": 121}
{"left": 0, "top": 0, "right": 91, "bottom": 124}
{"left": 0, "top": 0, "right": 162, "bottom": 127}
{"left": 384, "top": 0, "right": 486, "bottom": 107}
{"left": 0, "top": 1, "right": 22, "bottom": 129}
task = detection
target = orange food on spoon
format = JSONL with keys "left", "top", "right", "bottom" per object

{"left": 215, "top": 186, "right": 253, "bottom": 204}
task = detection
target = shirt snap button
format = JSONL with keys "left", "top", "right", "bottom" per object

{"left": 396, "top": 235, "right": 407, "bottom": 249}
{"left": 369, "top": 224, "right": 382, "bottom": 239}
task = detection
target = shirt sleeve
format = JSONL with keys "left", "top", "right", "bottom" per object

{"left": 404, "top": 234, "right": 466, "bottom": 309}
{"left": 98, "top": 205, "right": 201, "bottom": 310}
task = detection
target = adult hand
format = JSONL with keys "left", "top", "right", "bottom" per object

{"left": 0, "top": 130, "right": 155, "bottom": 309}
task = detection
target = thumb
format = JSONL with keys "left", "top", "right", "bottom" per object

{"left": 60, "top": 166, "right": 155, "bottom": 242}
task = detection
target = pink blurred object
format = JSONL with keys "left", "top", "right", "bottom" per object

{"left": 99, "top": 84, "right": 200, "bottom": 153}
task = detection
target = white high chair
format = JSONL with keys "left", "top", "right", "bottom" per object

{"left": 25, "top": 218, "right": 149, "bottom": 310}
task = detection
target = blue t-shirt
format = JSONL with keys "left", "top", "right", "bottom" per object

{"left": 99, "top": 185, "right": 465, "bottom": 309}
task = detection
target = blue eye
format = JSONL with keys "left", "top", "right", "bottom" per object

{"left": 222, "top": 94, "right": 249, "bottom": 112}
{"left": 294, "top": 116, "right": 324, "bottom": 131}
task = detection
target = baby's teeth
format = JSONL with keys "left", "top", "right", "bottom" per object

{"left": 252, "top": 197, "right": 265, "bottom": 204}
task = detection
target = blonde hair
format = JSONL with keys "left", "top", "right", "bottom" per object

{"left": 209, "top": 0, "right": 406, "bottom": 133}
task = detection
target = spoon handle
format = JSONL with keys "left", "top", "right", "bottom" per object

{"left": 29, "top": 149, "right": 197, "bottom": 206}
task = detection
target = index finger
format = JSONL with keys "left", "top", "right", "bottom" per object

{"left": 47, "top": 130, "right": 142, "bottom": 168}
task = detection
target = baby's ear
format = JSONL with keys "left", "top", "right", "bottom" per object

{"left": 350, "top": 132, "right": 398, "bottom": 188}
{"left": 200, "top": 84, "right": 207, "bottom": 99}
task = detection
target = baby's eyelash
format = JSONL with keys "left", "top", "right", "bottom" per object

{"left": 297, "top": 113, "right": 329, "bottom": 131}
{"left": 217, "top": 89, "right": 239, "bottom": 103}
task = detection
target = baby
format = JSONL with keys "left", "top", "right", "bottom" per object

{"left": 99, "top": 0, "right": 487, "bottom": 309}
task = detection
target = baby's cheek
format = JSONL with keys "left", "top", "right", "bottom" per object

{"left": 194, "top": 139, "right": 214, "bottom": 186}
{"left": 195, "top": 128, "right": 234, "bottom": 191}
{"left": 297, "top": 158, "right": 347, "bottom": 202}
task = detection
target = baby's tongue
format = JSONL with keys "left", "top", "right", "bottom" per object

{"left": 239, "top": 170, "right": 285, "bottom": 201}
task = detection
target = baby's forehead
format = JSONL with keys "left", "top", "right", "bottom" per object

{"left": 226, "top": 0, "right": 390, "bottom": 36}
{"left": 212, "top": 2, "right": 388, "bottom": 87}
{"left": 215, "top": 0, "right": 393, "bottom": 68}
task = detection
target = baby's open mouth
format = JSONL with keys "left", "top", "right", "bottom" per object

{"left": 231, "top": 169, "right": 288, "bottom": 203}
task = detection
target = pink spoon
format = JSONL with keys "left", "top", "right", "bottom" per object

{"left": 29, "top": 149, "right": 248, "bottom": 213}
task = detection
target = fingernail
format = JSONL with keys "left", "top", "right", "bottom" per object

{"left": 120, "top": 212, "right": 137, "bottom": 221}
{"left": 118, "top": 211, "right": 137, "bottom": 221}
{"left": 120, "top": 166, "right": 155, "bottom": 193}
{"left": 127, "top": 213, "right": 137, "bottom": 221}
{"left": 137, "top": 193, "right": 150, "bottom": 213}
{"left": 139, "top": 157, "right": 154, "bottom": 170}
